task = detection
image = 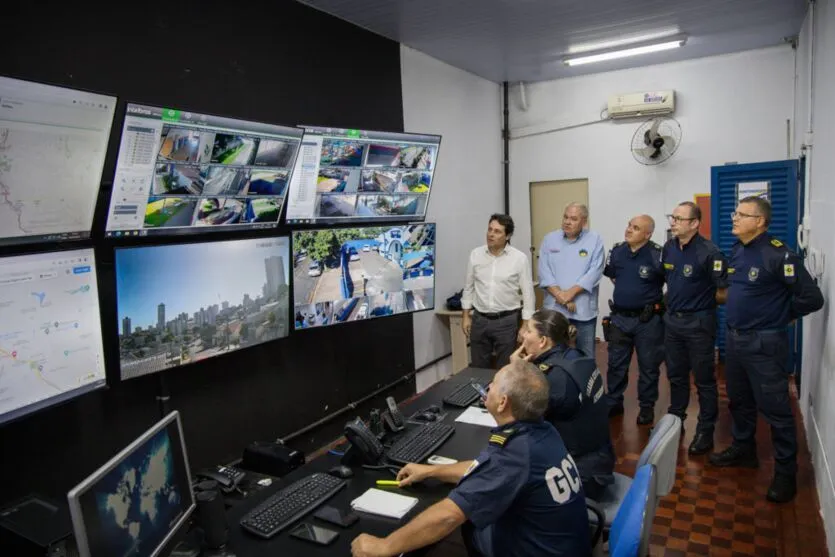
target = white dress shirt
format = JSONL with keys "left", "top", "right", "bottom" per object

{"left": 461, "top": 244, "right": 535, "bottom": 320}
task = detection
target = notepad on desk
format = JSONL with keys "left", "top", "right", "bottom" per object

{"left": 351, "top": 488, "right": 418, "bottom": 519}
{"left": 454, "top": 406, "right": 498, "bottom": 428}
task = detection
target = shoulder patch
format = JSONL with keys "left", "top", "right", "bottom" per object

{"left": 489, "top": 428, "right": 518, "bottom": 448}
{"left": 784, "top": 263, "right": 795, "bottom": 277}
{"left": 713, "top": 260, "right": 723, "bottom": 272}
{"left": 771, "top": 238, "right": 784, "bottom": 248}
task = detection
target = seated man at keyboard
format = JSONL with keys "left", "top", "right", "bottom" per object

{"left": 351, "top": 359, "right": 591, "bottom": 557}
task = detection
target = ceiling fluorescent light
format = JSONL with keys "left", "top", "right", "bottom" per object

{"left": 564, "top": 37, "right": 686, "bottom": 66}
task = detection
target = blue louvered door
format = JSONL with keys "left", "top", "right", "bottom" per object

{"left": 710, "top": 160, "right": 801, "bottom": 372}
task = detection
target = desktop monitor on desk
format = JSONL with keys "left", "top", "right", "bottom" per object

{"left": 67, "top": 411, "right": 195, "bottom": 557}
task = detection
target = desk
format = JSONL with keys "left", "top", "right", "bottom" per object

{"left": 224, "top": 367, "right": 495, "bottom": 556}
{"left": 435, "top": 310, "right": 470, "bottom": 374}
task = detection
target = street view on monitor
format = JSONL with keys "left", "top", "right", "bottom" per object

{"left": 292, "top": 223, "right": 435, "bottom": 329}
{"left": 284, "top": 127, "right": 440, "bottom": 225}
{"left": 0, "top": 75, "right": 116, "bottom": 246}
{"left": 105, "top": 103, "right": 302, "bottom": 238}
{"left": 115, "top": 237, "right": 290, "bottom": 379}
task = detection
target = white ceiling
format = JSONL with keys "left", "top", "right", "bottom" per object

{"left": 298, "top": 0, "right": 807, "bottom": 83}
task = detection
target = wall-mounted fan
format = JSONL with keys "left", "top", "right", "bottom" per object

{"left": 631, "top": 117, "right": 682, "bottom": 165}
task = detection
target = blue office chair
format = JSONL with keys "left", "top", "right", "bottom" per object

{"left": 588, "top": 464, "right": 658, "bottom": 557}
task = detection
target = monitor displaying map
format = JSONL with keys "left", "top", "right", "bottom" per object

{"left": 0, "top": 75, "right": 116, "bottom": 246}
{"left": 0, "top": 248, "right": 107, "bottom": 426}
{"left": 68, "top": 411, "right": 195, "bottom": 557}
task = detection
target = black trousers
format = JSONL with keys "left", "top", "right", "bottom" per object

{"left": 470, "top": 311, "right": 519, "bottom": 369}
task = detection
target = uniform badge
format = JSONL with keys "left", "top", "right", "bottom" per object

{"left": 748, "top": 267, "right": 759, "bottom": 281}
{"left": 463, "top": 459, "right": 480, "bottom": 477}
{"left": 539, "top": 363, "right": 549, "bottom": 371}
{"left": 579, "top": 249, "right": 589, "bottom": 257}
{"left": 771, "top": 238, "right": 784, "bottom": 247}
{"left": 639, "top": 265, "right": 650, "bottom": 278}
{"left": 663, "top": 263, "right": 674, "bottom": 270}
{"left": 682, "top": 264, "right": 693, "bottom": 277}
{"left": 713, "top": 260, "right": 723, "bottom": 272}
{"left": 784, "top": 263, "right": 795, "bottom": 277}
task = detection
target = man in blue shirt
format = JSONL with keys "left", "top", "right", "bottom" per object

{"left": 709, "top": 197, "right": 822, "bottom": 503}
{"left": 351, "top": 359, "right": 591, "bottom": 557}
{"left": 661, "top": 201, "right": 728, "bottom": 455}
{"left": 538, "top": 203, "right": 605, "bottom": 359}
{"left": 603, "top": 215, "right": 665, "bottom": 425}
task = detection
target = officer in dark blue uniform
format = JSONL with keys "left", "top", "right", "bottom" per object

{"left": 709, "top": 197, "right": 823, "bottom": 503}
{"left": 602, "top": 215, "right": 665, "bottom": 425}
{"left": 351, "top": 360, "right": 591, "bottom": 557}
{"left": 514, "top": 309, "right": 615, "bottom": 500}
{"left": 661, "top": 201, "right": 728, "bottom": 455}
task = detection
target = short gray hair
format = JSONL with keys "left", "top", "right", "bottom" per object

{"left": 494, "top": 359, "right": 550, "bottom": 421}
{"left": 565, "top": 202, "right": 589, "bottom": 221}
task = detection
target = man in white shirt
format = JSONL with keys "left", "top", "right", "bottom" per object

{"left": 462, "top": 214, "right": 535, "bottom": 368}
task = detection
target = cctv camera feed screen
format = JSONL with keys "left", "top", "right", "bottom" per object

{"left": 284, "top": 126, "right": 441, "bottom": 225}
{"left": 0, "top": 75, "right": 116, "bottom": 246}
{"left": 115, "top": 237, "right": 290, "bottom": 380}
{"left": 292, "top": 223, "right": 435, "bottom": 330}
{"left": 105, "top": 103, "right": 303, "bottom": 238}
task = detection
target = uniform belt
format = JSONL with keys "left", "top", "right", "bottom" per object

{"left": 727, "top": 326, "right": 784, "bottom": 335}
{"left": 611, "top": 307, "right": 643, "bottom": 317}
{"left": 668, "top": 309, "right": 713, "bottom": 318}
{"left": 475, "top": 308, "right": 520, "bottom": 319}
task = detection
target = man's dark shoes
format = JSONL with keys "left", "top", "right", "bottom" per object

{"left": 688, "top": 432, "right": 714, "bottom": 455}
{"left": 708, "top": 444, "right": 759, "bottom": 468}
{"left": 637, "top": 407, "right": 654, "bottom": 425}
{"left": 608, "top": 404, "right": 624, "bottom": 418}
{"left": 766, "top": 473, "right": 797, "bottom": 503}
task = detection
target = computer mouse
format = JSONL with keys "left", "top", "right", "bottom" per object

{"left": 425, "top": 405, "right": 441, "bottom": 414}
{"left": 328, "top": 465, "right": 354, "bottom": 479}
{"left": 414, "top": 412, "right": 438, "bottom": 422}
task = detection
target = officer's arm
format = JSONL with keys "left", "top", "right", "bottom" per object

{"left": 603, "top": 246, "right": 616, "bottom": 281}
{"left": 372, "top": 498, "right": 467, "bottom": 556}
{"left": 781, "top": 253, "right": 824, "bottom": 318}
{"left": 708, "top": 246, "right": 730, "bottom": 305}
{"left": 715, "top": 288, "right": 727, "bottom": 305}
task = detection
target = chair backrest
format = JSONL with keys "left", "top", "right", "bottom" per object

{"left": 609, "top": 464, "right": 658, "bottom": 557}
{"left": 637, "top": 413, "right": 681, "bottom": 497}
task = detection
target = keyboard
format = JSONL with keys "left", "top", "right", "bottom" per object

{"left": 240, "top": 473, "right": 346, "bottom": 539}
{"left": 386, "top": 422, "right": 455, "bottom": 465}
{"left": 442, "top": 382, "right": 480, "bottom": 408}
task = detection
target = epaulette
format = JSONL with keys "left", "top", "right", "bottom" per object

{"left": 489, "top": 428, "right": 518, "bottom": 448}
{"left": 612, "top": 241, "right": 624, "bottom": 249}
{"left": 650, "top": 241, "right": 661, "bottom": 250}
{"left": 770, "top": 238, "right": 785, "bottom": 248}
{"left": 538, "top": 363, "right": 550, "bottom": 372}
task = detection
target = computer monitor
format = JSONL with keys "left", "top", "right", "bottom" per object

{"left": 115, "top": 236, "right": 291, "bottom": 380}
{"left": 284, "top": 126, "right": 441, "bottom": 225}
{"left": 67, "top": 411, "right": 195, "bottom": 557}
{"left": 0, "top": 248, "right": 107, "bottom": 426}
{"left": 105, "top": 103, "right": 303, "bottom": 238}
{"left": 292, "top": 223, "right": 435, "bottom": 329}
{"left": 0, "top": 75, "right": 116, "bottom": 246}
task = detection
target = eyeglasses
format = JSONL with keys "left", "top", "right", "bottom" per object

{"left": 730, "top": 211, "right": 762, "bottom": 220}
{"left": 666, "top": 215, "right": 695, "bottom": 223}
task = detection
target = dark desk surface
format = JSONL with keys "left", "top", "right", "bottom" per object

{"left": 223, "top": 367, "right": 496, "bottom": 557}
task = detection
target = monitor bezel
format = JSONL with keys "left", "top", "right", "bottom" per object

{"left": 284, "top": 124, "right": 442, "bottom": 227}
{"left": 67, "top": 410, "right": 195, "bottom": 557}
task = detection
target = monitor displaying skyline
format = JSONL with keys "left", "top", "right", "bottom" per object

{"left": 115, "top": 236, "right": 290, "bottom": 379}
{"left": 105, "top": 103, "right": 303, "bottom": 238}
{"left": 0, "top": 75, "right": 116, "bottom": 246}
{"left": 0, "top": 248, "right": 107, "bottom": 426}
{"left": 292, "top": 223, "right": 435, "bottom": 329}
{"left": 284, "top": 126, "right": 440, "bottom": 225}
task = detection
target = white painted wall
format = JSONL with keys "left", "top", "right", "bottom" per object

{"left": 509, "top": 47, "right": 795, "bottom": 333}
{"left": 797, "top": 0, "right": 835, "bottom": 553}
{"left": 400, "top": 46, "right": 504, "bottom": 391}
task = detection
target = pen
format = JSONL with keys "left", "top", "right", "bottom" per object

{"left": 376, "top": 480, "right": 401, "bottom": 486}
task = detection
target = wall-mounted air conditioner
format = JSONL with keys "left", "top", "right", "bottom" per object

{"left": 607, "top": 90, "right": 675, "bottom": 119}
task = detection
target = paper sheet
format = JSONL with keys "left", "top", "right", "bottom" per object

{"left": 351, "top": 488, "right": 418, "bottom": 519}
{"left": 454, "top": 406, "right": 498, "bottom": 428}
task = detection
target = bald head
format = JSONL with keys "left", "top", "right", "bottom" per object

{"left": 625, "top": 214, "right": 655, "bottom": 248}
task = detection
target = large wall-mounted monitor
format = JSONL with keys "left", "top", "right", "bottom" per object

{"left": 285, "top": 126, "right": 441, "bottom": 226}
{"left": 115, "top": 236, "right": 290, "bottom": 380}
{"left": 68, "top": 411, "right": 195, "bottom": 557}
{"left": 292, "top": 223, "right": 435, "bottom": 329}
{"left": 0, "top": 249, "right": 107, "bottom": 425}
{"left": 105, "top": 103, "right": 303, "bottom": 238}
{"left": 0, "top": 76, "right": 116, "bottom": 246}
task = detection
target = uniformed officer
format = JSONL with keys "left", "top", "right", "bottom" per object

{"left": 513, "top": 309, "right": 615, "bottom": 500}
{"left": 351, "top": 359, "right": 591, "bottom": 557}
{"left": 603, "top": 215, "right": 665, "bottom": 425}
{"left": 709, "top": 197, "right": 823, "bottom": 503}
{"left": 662, "top": 201, "right": 728, "bottom": 455}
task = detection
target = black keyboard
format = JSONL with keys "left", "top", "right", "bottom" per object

{"left": 386, "top": 422, "right": 455, "bottom": 464}
{"left": 442, "top": 382, "right": 480, "bottom": 408}
{"left": 240, "top": 473, "right": 346, "bottom": 539}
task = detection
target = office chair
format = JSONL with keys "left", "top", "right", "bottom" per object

{"left": 591, "top": 413, "right": 681, "bottom": 526}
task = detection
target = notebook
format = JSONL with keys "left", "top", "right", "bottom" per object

{"left": 350, "top": 488, "right": 419, "bottom": 519}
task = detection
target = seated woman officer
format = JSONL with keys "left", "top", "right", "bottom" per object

{"left": 513, "top": 309, "right": 615, "bottom": 499}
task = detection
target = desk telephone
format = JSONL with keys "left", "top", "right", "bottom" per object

{"left": 196, "top": 465, "right": 246, "bottom": 492}
{"left": 382, "top": 396, "right": 405, "bottom": 432}
{"left": 343, "top": 417, "right": 385, "bottom": 464}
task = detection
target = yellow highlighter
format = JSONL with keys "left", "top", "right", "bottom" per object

{"left": 376, "top": 480, "right": 401, "bottom": 487}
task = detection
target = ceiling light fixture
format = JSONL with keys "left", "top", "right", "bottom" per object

{"left": 564, "top": 35, "right": 687, "bottom": 66}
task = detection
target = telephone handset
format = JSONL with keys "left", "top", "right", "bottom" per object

{"left": 382, "top": 396, "right": 405, "bottom": 432}
{"left": 195, "top": 465, "right": 246, "bottom": 493}
{"left": 343, "top": 417, "right": 385, "bottom": 465}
